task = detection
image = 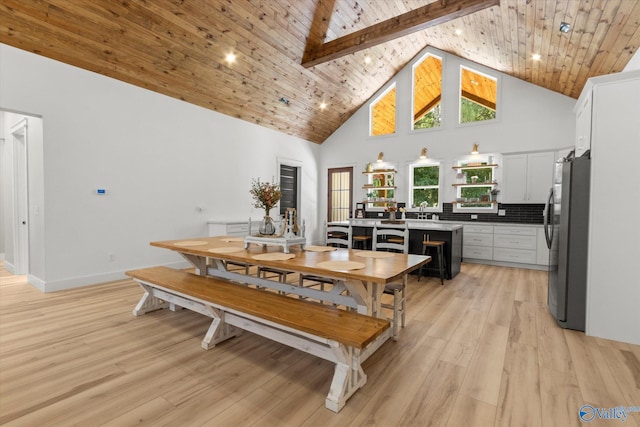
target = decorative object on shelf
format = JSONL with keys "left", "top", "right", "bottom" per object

{"left": 385, "top": 205, "right": 397, "bottom": 220}
{"left": 377, "top": 152, "right": 384, "bottom": 163}
{"left": 471, "top": 143, "right": 479, "bottom": 154}
{"left": 400, "top": 207, "right": 406, "bottom": 220}
{"left": 419, "top": 147, "right": 428, "bottom": 159}
{"left": 471, "top": 175, "right": 479, "bottom": 183}
{"left": 250, "top": 177, "right": 281, "bottom": 236}
{"left": 365, "top": 162, "right": 373, "bottom": 172}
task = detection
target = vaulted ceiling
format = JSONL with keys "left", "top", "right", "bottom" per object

{"left": 1, "top": 1, "right": 639, "bottom": 144}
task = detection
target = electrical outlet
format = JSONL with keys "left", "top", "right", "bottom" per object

{"left": 471, "top": 214, "right": 478, "bottom": 220}
{"left": 498, "top": 209, "right": 506, "bottom": 216}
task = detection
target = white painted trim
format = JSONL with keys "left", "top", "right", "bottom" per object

{"left": 27, "top": 274, "right": 45, "bottom": 291}
{"left": 3, "top": 260, "right": 17, "bottom": 274}
{"left": 39, "top": 260, "right": 190, "bottom": 293}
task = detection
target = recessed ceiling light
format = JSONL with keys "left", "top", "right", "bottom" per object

{"left": 225, "top": 52, "right": 236, "bottom": 63}
{"left": 559, "top": 22, "right": 571, "bottom": 33}
{"left": 320, "top": 102, "right": 327, "bottom": 110}
{"left": 364, "top": 56, "right": 371, "bottom": 64}
{"left": 455, "top": 29, "right": 463, "bottom": 35}
{"left": 532, "top": 53, "right": 541, "bottom": 61}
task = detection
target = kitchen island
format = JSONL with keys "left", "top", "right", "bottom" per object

{"left": 345, "top": 219, "right": 463, "bottom": 279}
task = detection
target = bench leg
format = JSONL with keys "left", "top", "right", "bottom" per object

{"left": 201, "top": 307, "right": 242, "bottom": 350}
{"left": 325, "top": 342, "right": 366, "bottom": 413}
{"left": 132, "top": 284, "right": 169, "bottom": 316}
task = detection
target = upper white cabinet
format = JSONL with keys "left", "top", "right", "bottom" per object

{"left": 575, "top": 92, "right": 592, "bottom": 157}
{"left": 502, "top": 151, "right": 555, "bottom": 203}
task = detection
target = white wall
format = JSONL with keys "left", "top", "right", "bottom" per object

{"left": 0, "top": 43, "right": 321, "bottom": 291}
{"left": 320, "top": 46, "right": 576, "bottom": 211}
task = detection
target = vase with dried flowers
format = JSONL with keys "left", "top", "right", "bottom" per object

{"left": 250, "top": 178, "right": 282, "bottom": 235}
{"left": 385, "top": 205, "right": 398, "bottom": 220}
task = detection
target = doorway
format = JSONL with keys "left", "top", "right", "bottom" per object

{"left": 327, "top": 167, "right": 353, "bottom": 222}
{"left": 11, "top": 119, "right": 29, "bottom": 274}
{"left": 279, "top": 163, "right": 300, "bottom": 217}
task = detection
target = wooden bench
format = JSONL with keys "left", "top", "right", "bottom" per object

{"left": 125, "top": 266, "right": 390, "bottom": 412}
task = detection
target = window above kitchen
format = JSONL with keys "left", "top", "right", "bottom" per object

{"left": 370, "top": 84, "right": 396, "bottom": 136}
{"left": 459, "top": 66, "right": 498, "bottom": 125}
{"left": 409, "top": 161, "right": 442, "bottom": 212}
{"left": 452, "top": 158, "right": 499, "bottom": 213}
{"left": 412, "top": 53, "right": 443, "bottom": 131}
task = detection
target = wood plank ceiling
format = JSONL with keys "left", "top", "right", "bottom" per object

{"left": 1, "top": 1, "right": 639, "bottom": 144}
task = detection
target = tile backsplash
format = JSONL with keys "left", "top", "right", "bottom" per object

{"left": 367, "top": 203, "right": 546, "bottom": 224}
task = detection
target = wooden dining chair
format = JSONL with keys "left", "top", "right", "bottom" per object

{"left": 372, "top": 225, "right": 409, "bottom": 339}
{"left": 325, "top": 222, "right": 352, "bottom": 248}
{"left": 372, "top": 224, "right": 409, "bottom": 253}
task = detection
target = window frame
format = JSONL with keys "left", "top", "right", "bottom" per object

{"left": 411, "top": 52, "right": 444, "bottom": 132}
{"left": 408, "top": 160, "right": 443, "bottom": 212}
{"left": 369, "top": 83, "right": 397, "bottom": 137}
{"left": 452, "top": 159, "right": 499, "bottom": 214}
{"left": 457, "top": 65, "right": 499, "bottom": 126}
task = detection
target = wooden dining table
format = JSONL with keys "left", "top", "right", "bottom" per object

{"left": 151, "top": 236, "right": 431, "bottom": 318}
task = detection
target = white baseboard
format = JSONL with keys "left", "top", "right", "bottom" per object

{"left": 35, "top": 260, "right": 191, "bottom": 293}
{"left": 3, "top": 260, "right": 17, "bottom": 274}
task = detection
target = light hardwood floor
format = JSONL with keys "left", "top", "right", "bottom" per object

{"left": 1, "top": 262, "right": 638, "bottom": 426}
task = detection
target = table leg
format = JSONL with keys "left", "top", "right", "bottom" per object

{"left": 180, "top": 253, "right": 208, "bottom": 275}
{"left": 343, "top": 279, "right": 371, "bottom": 315}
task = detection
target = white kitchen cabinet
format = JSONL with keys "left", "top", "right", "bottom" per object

{"left": 502, "top": 151, "right": 555, "bottom": 203}
{"left": 462, "top": 224, "right": 493, "bottom": 261}
{"left": 574, "top": 91, "right": 592, "bottom": 157}
{"left": 493, "top": 225, "right": 537, "bottom": 264}
{"left": 463, "top": 223, "right": 546, "bottom": 268}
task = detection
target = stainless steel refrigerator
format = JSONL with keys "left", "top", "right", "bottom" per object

{"left": 543, "top": 152, "right": 590, "bottom": 331}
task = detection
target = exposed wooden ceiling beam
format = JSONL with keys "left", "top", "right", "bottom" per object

{"left": 302, "top": 0, "right": 501, "bottom": 68}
